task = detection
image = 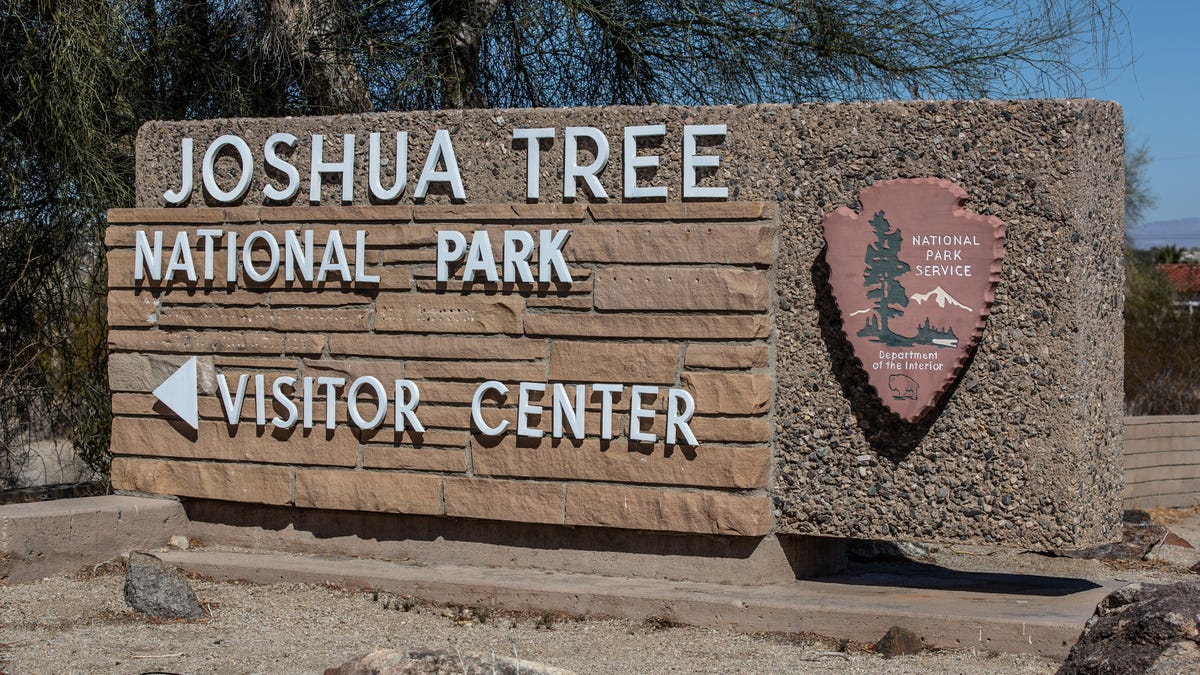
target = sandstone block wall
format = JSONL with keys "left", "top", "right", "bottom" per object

{"left": 108, "top": 203, "right": 775, "bottom": 537}
{"left": 111, "top": 100, "right": 1125, "bottom": 548}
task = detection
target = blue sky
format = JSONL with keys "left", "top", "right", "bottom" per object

{"left": 1084, "top": 3, "right": 1200, "bottom": 246}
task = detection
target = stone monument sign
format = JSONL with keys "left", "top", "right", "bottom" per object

{"left": 107, "top": 101, "right": 1125, "bottom": 551}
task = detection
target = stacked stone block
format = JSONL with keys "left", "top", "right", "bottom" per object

{"left": 107, "top": 202, "right": 775, "bottom": 536}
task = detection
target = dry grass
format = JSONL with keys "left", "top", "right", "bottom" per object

{"left": 1148, "top": 506, "right": 1200, "bottom": 525}
{"left": 70, "top": 557, "right": 126, "bottom": 581}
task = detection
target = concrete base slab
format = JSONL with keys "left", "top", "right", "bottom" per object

{"left": 0, "top": 496, "right": 1116, "bottom": 659}
{"left": 159, "top": 548, "right": 1118, "bottom": 659}
{"left": 0, "top": 495, "right": 186, "bottom": 584}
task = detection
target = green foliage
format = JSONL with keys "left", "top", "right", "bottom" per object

{"left": 1124, "top": 251, "right": 1200, "bottom": 415}
{"left": 1120, "top": 140, "right": 1200, "bottom": 415}
{"left": 1149, "top": 245, "right": 1186, "bottom": 265}
{"left": 126, "top": 0, "right": 299, "bottom": 120}
{"left": 0, "top": 0, "right": 302, "bottom": 487}
{"left": 1124, "top": 142, "right": 1155, "bottom": 231}
{"left": 0, "top": 0, "right": 134, "bottom": 485}
{"left": 351, "top": 0, "right": 1126, "bottom": 109}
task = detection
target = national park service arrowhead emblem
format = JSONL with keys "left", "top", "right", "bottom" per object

{"left": 822, "top": 179, "right": 1005, "bottom": 422}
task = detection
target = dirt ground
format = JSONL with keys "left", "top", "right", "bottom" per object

{"left": 0, "top": 570, "right": 1060, "bottom": 675}
{"left": 2, "top": 508, "right": 1198, "bottom": 675}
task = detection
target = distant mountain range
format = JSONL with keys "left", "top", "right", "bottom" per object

{"left": 1131, "top": 218, "right": 1200, "bottom": 249}
{"left": 910, "top": 286, "right": 972, "bottom": 312}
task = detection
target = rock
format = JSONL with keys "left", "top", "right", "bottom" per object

{"left": 1146, "top": 641, "right": 1200, "bottom": 674}
{"left": 1123, "top": 509, "right": 1152, "bottom": 524}
{"left": 1164, "top": 531, "right": 1194, "bottom": 549}
{"left": 1059, "top": 581, "right": 1200, "bottom": 674}
{"left": 872, "top": 626, "right": 924, "bottom": 657}
{"left": 1145, "top": 544, "right": 1200, "bottom": 570}
{"left": 123, "top": 551, "right": 204, "bottom": 619}
{"left": 168, "top": 535, "right": 190, "bottom": 550}
{"left": 1057, "top": 523, "right": 1167, "bottom": 561}
{"left": 848, "top": 540, "right": 931, "bottom": 562}
{"left": 323, "top": 648, "right": 575, "bottom": 675}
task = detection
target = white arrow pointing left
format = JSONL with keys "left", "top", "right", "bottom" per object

{"left": 153, "top": 356, "right": 199, "bottom": 430}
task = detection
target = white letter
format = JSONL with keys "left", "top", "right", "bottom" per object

{"left": 309, "top": 133, "right": 355, "bottom": 204}
{"left": 629, "top": 385, "right": 658, "bottom": 443}
{"left": 463, "top": 230, "right": 499, "bottom": 282}
{"left": 317, "top": 229, "right": 351, "bottom": 282}
{"left": 196, "top": 228, "right": 223, "bottom": 281}
{"left": 354, "top": 230, "right": 379, "bottom": 283}
{"left": 369, "top": 131, "right": 407, "bottom": 201}
{"left": 254, "top": 374, "right": 266, "bottom": 427}
{"left": 134, "top": 230, "right": 163, "bottom": 282}
{"left": 317, "top": 376, "right": 344, "bottom": 430}
{"left": 263, "top": 132, "right": 300, "bottom": 201}
{"left": 394, "top": 379, "right": 425, "bottom": 432}
{"left": 436, "top": 231, "right": 467, "bottom": 281}
{"left": 471, "top": 381, "right": 509, "bottom": 436}
{"left": 517, "top": 382, "right": 545, "bottom": 438}
{"left": 682, "top": 124, "right": 728, "bottom": 199}
{"left": 348, "top": 376, "right": 388, "bottom": 430}
{"left": 302, "top": 376, "right": 315, "bottom": 429}
{"left": 563, "top": 127, "right": 609, "bottom": 199}
{"left": 216, "top": 373, "right": 250, "bottom": 425}
{"left": 623, "top": 125, "right": 667, "bottom": 199}
{"left": 592, "top": 383, "right": 623, "bottom": 440}
{"left": 502, "top": 230, "right": 535, "bottom": 283}
{"left": 202, "top": 134, "right": 254, "bottom": 203}
{"left": 164, "top": 138, "right": 194, "bottom": 205}
{"left": 414, "top": 129, "right": 466, "bottom": 200}
{"left": 284, "top": 229, "right": 314, "bottom": 282}
{"left": 271, "top": 376, "right": 298, "bottom": 429}
{"left": 242, "top": 230, "right": 280, "bottom": 283}
{"left": 513, "top": 127, "right": 555, "bottom": 200}
{"left": 225, "top": 231, "right": 238, "bottom": 283}
{"left": 538, "top": 229, "right": 572, "bottom": 283}
{"left": 666, "top": 388, "right": 698, "bottom": 446}
{"left": 552, "top": 383, "right": 586, "bottom": 440}
{"left": 165, "top": 231, "right": 197, "bottom": 282}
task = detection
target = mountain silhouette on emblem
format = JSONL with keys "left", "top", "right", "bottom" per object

{"left": 909, "top": 286, "right": 972, "bottom": 312}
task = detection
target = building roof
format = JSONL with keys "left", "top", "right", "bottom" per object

{"left": 1158, "top": 263, "right": 1200, "bottom": 296}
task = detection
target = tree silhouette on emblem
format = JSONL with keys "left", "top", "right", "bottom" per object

{"left": 858, "top": 210, "right": 911, "bottom": 345}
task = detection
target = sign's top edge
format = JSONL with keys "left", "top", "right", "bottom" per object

{"left": 137, "top": 98, "right": 1119, "bottom": 132}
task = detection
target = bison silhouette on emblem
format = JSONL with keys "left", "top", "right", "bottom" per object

{"left": 888, "top": 374, "right": 919, "bottom": 400}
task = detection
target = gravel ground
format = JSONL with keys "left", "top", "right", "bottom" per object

{"left": 1, "top": 568, "right": 1057, "bottom": 675}
{"left": 3, "top": 508, "right": 1199, "bottom": 674}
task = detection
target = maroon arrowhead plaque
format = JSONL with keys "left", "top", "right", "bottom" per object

{"left": 822, "top": 179, "right": 1005, "bottom": 422}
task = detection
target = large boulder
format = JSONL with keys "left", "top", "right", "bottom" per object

{"left": 123, "top": 551, "right": 204, "bottom": 619}
{"left": 324, "top": 648, "right": 574, "bottom": 675}
{"left": 1059, "top": 581, "right": 1200, "bottom": 674}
